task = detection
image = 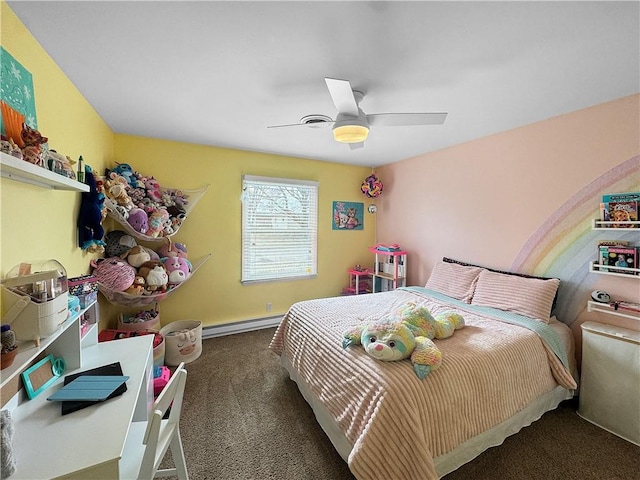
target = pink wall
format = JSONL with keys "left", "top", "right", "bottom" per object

{"left": 376, "top": 94, "right": 639, "bottom": 358}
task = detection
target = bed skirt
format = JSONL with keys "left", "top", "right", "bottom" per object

{"left": 279, "top": 354, "right": 574, "bottom": 478}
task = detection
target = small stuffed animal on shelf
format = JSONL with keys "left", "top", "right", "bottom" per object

{"left": 20, "top": 124, "right": 48, "bottom": 166}
{"left": 342, "top": 302, "right": 465, "bottom": 379}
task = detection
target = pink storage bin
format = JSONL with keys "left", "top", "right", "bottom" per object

{"left": 153, "top": 366, "right": 171, "bottom": 396}
{"left": 117, "top": 309, "right": 160, "bottom": 332}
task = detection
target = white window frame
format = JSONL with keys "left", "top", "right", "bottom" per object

{"left": 241, "top": 175, "right": 318, "bottom": 284}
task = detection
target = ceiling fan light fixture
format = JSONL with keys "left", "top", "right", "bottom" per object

{"left": 333, "top": 124, "right": 369, "bottom": 143}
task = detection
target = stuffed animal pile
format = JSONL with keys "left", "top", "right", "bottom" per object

{"left": 342, "top": 302, "right": 465, "bottom": 379}
{"left": 101, "top": 163, "right": 190, "bottom": 238}
{"left": 0, "top": 123, "right": 77, "bottom": 180}
{"left": 92, "top": 232, "right": 192, "bottom": 296}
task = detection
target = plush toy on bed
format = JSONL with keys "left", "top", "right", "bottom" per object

{"left": 342, "top": 302, "right": 465, "bottom": 379}
{"left": 397, "top": 302, "right": 465, "bottom": 340}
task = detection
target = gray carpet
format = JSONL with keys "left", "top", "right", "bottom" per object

{"left": 167, "top": 327, "right": 639, "bottom": 480}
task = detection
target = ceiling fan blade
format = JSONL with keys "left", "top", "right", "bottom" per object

{"left": 325, "top": 78, "right": 359, "bottom": 116}
{"left": 366, "top": 112, "right": 448, "bottom": 127}
{"left": 267, "top": 122, "right": 333, "bottom": 129}
{"left": 267, "top": 123, "right": 310, "bottom": 129}
{"left": 349, "top": 142, "right": 364, "bottom": 150}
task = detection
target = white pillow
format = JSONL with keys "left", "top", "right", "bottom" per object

{"left": 425, "top": 261, "right": 483, "bottom": 303}
{"left": 471, "top": 269, "right": 560, "bottom": 323}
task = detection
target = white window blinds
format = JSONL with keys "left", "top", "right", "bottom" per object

{"left": 241, "top": 175, "right": 318, "bottom": 283}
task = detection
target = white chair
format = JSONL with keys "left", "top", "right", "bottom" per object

{"left": 120, "top": 362, "right": 189, "bottom": 479}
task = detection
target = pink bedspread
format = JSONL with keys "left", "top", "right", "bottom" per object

{"left": 269, "top": 289, "right": 576, "bottom": 480}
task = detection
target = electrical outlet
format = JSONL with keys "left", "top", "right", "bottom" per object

{"left": 266, "top": 302, "right": 272, "bottom": 312}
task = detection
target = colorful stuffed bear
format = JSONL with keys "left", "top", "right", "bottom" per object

{"left": 146, "top": 209, "right": 169, "bottom": 238}
{"left": 397, "top": 302, "right": 465, "bottom": 340}
{"left": 342, "top": 302, "right": 465, "bottom": 379}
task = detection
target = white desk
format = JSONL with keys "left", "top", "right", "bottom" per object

{"left": 8, "top": 335, "right": 154, "bottom": 479}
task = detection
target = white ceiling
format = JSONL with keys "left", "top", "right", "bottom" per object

{"left": 7, "top": 1, "right": 639, "bottom": 168}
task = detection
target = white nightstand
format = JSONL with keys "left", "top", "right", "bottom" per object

{"left": 578, "top": 321, "right": 640, "bottom": 446}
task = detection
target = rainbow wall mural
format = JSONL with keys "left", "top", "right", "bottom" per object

{"left": 511, "top": 155, "right": 640, "bottom": 325}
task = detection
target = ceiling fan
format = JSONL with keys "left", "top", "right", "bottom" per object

{"left": 267, "top": 77, "right": 447, "bottom": 149}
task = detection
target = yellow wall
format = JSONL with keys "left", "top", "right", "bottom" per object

{"left": 2, "top": 2, "right": 376, "bottom": 328}
{"left": 1, "top": 2, "right": 113, "bottom": 327}
{"left": 114, "top": 135, "right": 374, "bottom": 326}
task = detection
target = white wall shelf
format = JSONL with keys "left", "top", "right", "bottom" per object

{"left": 0, "top": 151, "right": 88, "bottom": 192}
{"left": 0, "top": 301, "right": 98, "bottom": 391}
{"left": 587, "top": 300, "right": 640, "bottom": 322}
{"left": 589, "top": 262, "right": 640, "bottom": 277}
{"left": 369, "top": 247, "right": 407, "bottom": 293}
{"left": 592, "top": 218, "right": 640, "bottom": 229}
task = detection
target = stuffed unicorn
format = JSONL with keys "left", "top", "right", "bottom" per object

{"left": 342, "top": 302, "right": 465, "bottom": 379}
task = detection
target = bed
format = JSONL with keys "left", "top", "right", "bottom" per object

{"left": 269, "top": 258, "right": 578, "bottom": 480}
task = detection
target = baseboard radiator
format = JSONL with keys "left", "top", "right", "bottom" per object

{"left": 201, "top": 315, "right": 283, "bottom": 339}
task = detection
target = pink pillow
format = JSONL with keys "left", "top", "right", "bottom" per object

{"left": 425, "top": 261, "right": 483, "bottom": 303}
{"left": 471, "top": 269, "right": 560, "bottom": 323}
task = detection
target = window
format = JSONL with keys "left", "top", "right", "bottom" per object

{"left": 241, "top": 175, "right": 318, "bottom": 283}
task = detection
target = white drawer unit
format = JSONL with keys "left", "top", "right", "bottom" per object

{"left": 578, "top": 321, "right": 640, "bottom": 445}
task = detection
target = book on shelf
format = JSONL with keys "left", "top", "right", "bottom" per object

{"left": 373, "top": 243, "right": 402, "bottom": 252}
{"left": 597, "top": 240, "right": 629, "bottom": 247}
{"left": 605, "top": 246, "right": 638, "bottom": 274}
{"left": 598, "top": 245, "right": 610, "bottom": 272}
{"left": 601, "top": 193, "right": 639, "bottom": 228}
{"left": 602, "top": 192, "right": 640, "bottom": 203}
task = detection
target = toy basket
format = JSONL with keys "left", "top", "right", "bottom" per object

{"left": 68, "top": 274, "right": 98, "bottom": 308}
{"left": 160, "top": 320, "right": 202, "bottom": 366}
{"left": 117, "top": 308, "right": 160, "bottom": 331}
{"left": 98, "top": 329, "right": 165, "bottom": 367}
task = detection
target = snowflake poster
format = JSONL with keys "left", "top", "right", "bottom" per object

{"left": 332, "top": 201, "right": 364, "bottom": 230}
{"left": 1, "top": 47, "right": 38, "bottom": 137}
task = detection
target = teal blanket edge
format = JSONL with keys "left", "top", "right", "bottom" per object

{"left": 400, "top": 286, "right": 571, "bottom": 369}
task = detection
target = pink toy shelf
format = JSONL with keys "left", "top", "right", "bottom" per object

{"left": 342, "top": 268, "right": 372, "bottom": 295}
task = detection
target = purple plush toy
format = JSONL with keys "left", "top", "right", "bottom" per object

{"left": 127, "top": 208, "right": 148, "bottom": 234}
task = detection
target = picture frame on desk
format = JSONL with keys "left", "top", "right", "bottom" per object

{"left": 21, "top": 354, "right": 65, "bottom": 400}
